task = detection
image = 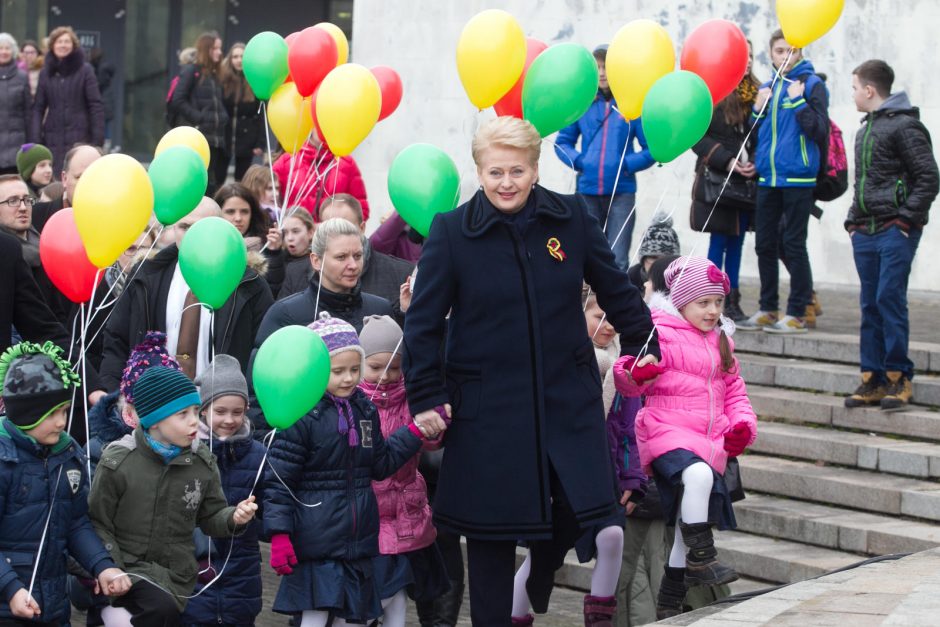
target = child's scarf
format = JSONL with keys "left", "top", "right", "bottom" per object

{"left": 145, "top": 431, "right": 182, "bottom": 464}
{"left": 326, "top": 392, "right": 359, "bottom": 447}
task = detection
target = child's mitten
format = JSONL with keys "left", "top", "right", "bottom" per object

{"left": 270, "top": 534, "right": 298, "bottom": 576}
{"left": 723, "top": 423, "right": 752, "bottom": 457}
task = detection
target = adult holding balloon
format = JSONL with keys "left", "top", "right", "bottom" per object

{"left": 169, "top": 32, "right": 230, "bottom": 194}
{"left": 403, "top": 117, "right": 659, "bottom": 625}
{"left": 555, "top": 45, "right": 655, "bottom": 270}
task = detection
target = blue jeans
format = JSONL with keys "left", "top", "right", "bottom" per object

{"left": 707, "top": 212, "right": 751, "bottom": 289}
{"left": 580, "top": 193, "right": 636, "bottom": 270}
{"left": 852, "top": 225, "right": 922, "bottom": 380}
{"left": 754, "top": 187, "right": 814, "bottom": 317}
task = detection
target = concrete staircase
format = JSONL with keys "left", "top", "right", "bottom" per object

{"left": 715, "top": 330, "right": 940, "bottom": 586}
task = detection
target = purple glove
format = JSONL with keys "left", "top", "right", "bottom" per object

{"left": 270, "top": 534, "right": 298, "bottom": 576}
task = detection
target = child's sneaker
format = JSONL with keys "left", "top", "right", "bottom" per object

{"left": 845, "top": 372, "right": 887, "bottom": 408}
{"left": 881, "top": 371, "right": 913, "bottom": 412}
{"left": 764, "top": 315, "right": 808, "bottom": 335}
{"left": 736, "top": 310, "right": 778, "bottom": 332}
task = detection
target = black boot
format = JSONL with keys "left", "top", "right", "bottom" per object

{"left": 725, "top": 289, "right": 747, "bottom": 322}
{"left": 655, "top": 567, "right": 688, "bottom": 619}
{"left": 434, "top": 579, "right": 464, "bottom": 627}
{"left": 680, "top": 522, "right": 739, "bottom": 587}
{"left": 415, "top": 597, "right": 437, "bottom": 627}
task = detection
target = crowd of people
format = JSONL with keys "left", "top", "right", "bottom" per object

{"left": 0, "top": 20, "right": 937, "bottom": 627}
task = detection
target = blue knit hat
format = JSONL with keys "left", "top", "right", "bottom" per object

{"left": 133, "top": 366, "right": 201, "bottom": 429}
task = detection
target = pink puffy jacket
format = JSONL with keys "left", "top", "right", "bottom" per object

{"left": 273, "top": 141, "right": 370, "bottom": 220}
{"left": 359, "top": 378, "right": 438, "bottom": 555}
{"left": 613, "top": 296, "right": 757, "bottom": 475}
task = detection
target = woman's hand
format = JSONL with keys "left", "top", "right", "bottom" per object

{"left": 399, "top": 276, "right": 413, "bottom": 313}
{"left": 730, "top": 160, "right": 757, "bottom": 178}
{"left": 266, "top": 227, "right": 283, "bottom": 251}
{"left": 414, "top": 404, "right": 451, "bottom": 439}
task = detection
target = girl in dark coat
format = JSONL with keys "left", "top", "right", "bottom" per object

{"left": 0, "top": 34, "right": 31, "bottom": 174}
{"left": 402, "top": 116, "right": 660, "bottom": 626}
{"left": 263, "top": 315, "right": 426, "bottom": 626}
{"left": 31, "top": 27, "right": 104, "bottom": 173}
{"left": 171, "top": 32, "right": 229, "bottom": 193}
{"left": 220, "top": 43, "right": 264, "bottom": 182}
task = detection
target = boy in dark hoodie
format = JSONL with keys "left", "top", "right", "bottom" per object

{"left": 844, "top": 59, "right": 939, "bottom": 411}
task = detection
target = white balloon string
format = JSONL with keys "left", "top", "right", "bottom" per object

{"left": 27, "top": 467, "right": 63, "bottom": 604}
{"left": 260, "top": 101, "right": 281, "bottom": 227}
{"left": 368, "top": 337, "right": 404, "bottom": 401}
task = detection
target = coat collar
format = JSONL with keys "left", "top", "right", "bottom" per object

{"left": 462, "top": 185, "right": 572, "bottom": 239}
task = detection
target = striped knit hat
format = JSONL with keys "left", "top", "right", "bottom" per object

{"left": 664, "top": 256, "right": 730, "bottom": 310}
{"left": 133, "top": 366, "right": 202, "bottom": 429}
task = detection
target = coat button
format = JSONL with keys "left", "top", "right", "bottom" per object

{"left": 185, "top": 458, "right": 191, "bottom": 462}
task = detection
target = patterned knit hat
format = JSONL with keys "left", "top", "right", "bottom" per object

{"left": 359, "top": 315, "right": 403, "bottom": 358}
{"left": 16, "top": 143, "right": 53, "bottom": 182}
{"left": 664, "top": 256, "right": 731, "bottom": 310}
{"left": 121, "top": 332, "right": 181, "bottom": 406}
{"left": 308, "top": 313, "right": 365, "bottom": 362}
{"left": 637, "top": 212, "right": 681, "bottom": 260}
{"left": 133, "top": 366, "right": 202, "bottom": 429}
{"left": 0, "top": 342, "right": 81, "bottom": 429}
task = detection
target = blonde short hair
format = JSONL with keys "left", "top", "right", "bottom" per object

{"left": 311, "top": 217, "right": 363, "bottom": 258}
{"left": 472, "top": 116, "right": 541, "bottom": 167}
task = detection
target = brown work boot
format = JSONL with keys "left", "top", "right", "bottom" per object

{"left": 804, "top": 304, "right": 817, "bottom": 328}
{"left": 845, "top": 372, "right": 887, "bottom": 408}
{"left": 881, "top": 371, "right": 913, "bottom": 412}
{"left": 812, "top": 291, "right": 823, "bottom": 316}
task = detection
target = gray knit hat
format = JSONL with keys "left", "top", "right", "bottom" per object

{"left": 637, "top": 212, "right": 681, "bottom": 260}
{"left": 194, "top": 354, "right": 248, "bottom": 411}
{"left": 359, "top": 315, "right": 403, "bottom": 358}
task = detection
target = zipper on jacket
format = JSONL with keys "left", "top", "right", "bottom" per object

{"left": 799, "top": 135, "right": 809, "bottom": 167}
{"left": 597, "top": 102, "right": 611, "bottom": 195}
{"left": 703, "top": 333, "right": 717, "bottom": 465}
{"left": 770, "top": 81, "right": 783, "bottom": 186}
{"left": 895, "top": 179, "right": 907, "bottom": 208}
{"left": 347, "top": 447, "right": 357, "bottom": 559}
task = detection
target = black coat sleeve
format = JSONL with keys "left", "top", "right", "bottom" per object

{"left": 10, "top": 243, "right": 72, "bottom": 350}
{"left": 170, "top": 65, "right": 203, "bottom": 125}
{"left": 692, "top": 123, "right": 736, "bottom": 171}
{"left": 896, "top": 121, "right": 940, "bottom": 226}
{"left": 796, "top": 81, "right": 829, "bottom": 146}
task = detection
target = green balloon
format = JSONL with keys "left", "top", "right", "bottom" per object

{"left": 178, "top": 217, "right": 247, "bottom": 310}
{"left": 522, "top": 43, "right": 598, "bottom": 137}
{"left": 148, "top": 146, "right": 208, "bottom": 226}
{"left": 388, "top": 143, "right": 460, "bottom": 237}
{"left": 243, "top": 31, "right": 290, "bottom": 100}
{"left": 641, "top": 71, "right": 714, "bottom": 163}
{"left": 253, "top": 325, "right": 330, "bottom": 430}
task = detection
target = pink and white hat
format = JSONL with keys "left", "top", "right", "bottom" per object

{"left": 664, "top": 256, "right": 730, "bottom": 310}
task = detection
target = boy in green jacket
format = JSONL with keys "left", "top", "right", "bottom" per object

{"left": 89, "top": 366, "right": 258, "bottom": 625}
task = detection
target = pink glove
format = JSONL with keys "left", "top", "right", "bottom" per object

{"left": 618, "top": 355, "right": 665, "bottom": 384}
{"left": 723, "top": 423, "right": 751, "bottom": 457}
{"left": 270, "top": 534, "right": 298, "bottom": 576}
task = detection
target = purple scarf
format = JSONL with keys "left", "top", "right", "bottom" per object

{"left": 326, "top": 392, "right": 359, "bottom": 447}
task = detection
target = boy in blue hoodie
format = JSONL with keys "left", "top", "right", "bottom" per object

{"left": 739, "top": 29, "right": 829, "bottom": 334}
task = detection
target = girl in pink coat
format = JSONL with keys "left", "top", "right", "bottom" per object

{"left": 357, "top": 315, "right": 449, "bottom": 626}
{"left": 614, "top": 256, "right": 757, "bottom": 620}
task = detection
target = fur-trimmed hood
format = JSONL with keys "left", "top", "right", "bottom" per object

{"left": 44, "top": 47, "right": 85, "bottom": 77}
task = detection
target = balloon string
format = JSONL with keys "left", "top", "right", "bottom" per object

{"left": 368, "top": 336, "right": 404, "bottom": 402}
{"left": 260, "top": 101, "right": 281, "bottom": 227}
{"left": 80, "top": 301, "right": 92, "bottom": 478}
{"left": 27, "top": 467, "right": 63, "bottom": 605}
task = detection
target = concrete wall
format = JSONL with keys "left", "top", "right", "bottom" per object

{"left": 350, "top": 0, "right": 940, "bottom": 291}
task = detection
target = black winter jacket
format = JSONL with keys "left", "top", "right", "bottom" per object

{"left": 846, "top": 92, "right": 940, "bottom": 234}
{"left": 0, "top": 61, "right": 32, "bottom": 169}
{"left": 223, "top": 77, "right": 265, "bottom": 157}
{"left": 170, "top": 64, "right": 229, "bottom": 148}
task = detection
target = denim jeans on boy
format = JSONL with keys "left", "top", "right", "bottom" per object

{"left": 754, "top": 187, "right": 814, "bottom": 317}
{"left": 852, "top": 225, "right": 922, "bottom": 380}
{"left": 581, "top": 193, "right": 636, "bottom": 270}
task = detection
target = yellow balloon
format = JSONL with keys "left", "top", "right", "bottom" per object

{"left": 777, "top": 0, "right": 845, "bottom": 47}
{"left": 268, "top": 82, "right": 313, "bottom": 154}
{"left": 456, "top": 9, "right": 526, "bottom": 109}
{"left": 315, "top": 22, "right": 349, "bottom": 65}
{"left": 316, "top": 64, "right": 380, "bottom": 157}
{"left": 73, "top": 154, "right": 153, "bottom": 269}
{"left": 607, "top": 20, "right": 676, "bottom": 120}
{"left": 155, "top": 126, "right": 210, "bottom": 168}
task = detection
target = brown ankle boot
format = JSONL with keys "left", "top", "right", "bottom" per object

{"left": 845, "top": 372, "right": 887, "bottom": 408}
{"left": 583, "top": 594, "right": 616, "bottom": 627}
{"left": 881, "top": 371, "right": 913, "bottom": 411}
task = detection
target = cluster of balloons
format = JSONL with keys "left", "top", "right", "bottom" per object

{"left": 243, "top": 24, "right": 403, "bottom": 156}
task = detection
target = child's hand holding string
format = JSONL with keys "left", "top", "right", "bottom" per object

{"left": 233, "top": 495, "right": 258, "bottom": 525}
{"left": 97, "top": 568, "right": 131, "bottom": 596}
{"left": 9, "top": 589, "right": 40, "bottom": 618}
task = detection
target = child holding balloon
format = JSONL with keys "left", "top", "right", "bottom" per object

{"left": 263, "top": 314, "right": 431, "bottom": 627}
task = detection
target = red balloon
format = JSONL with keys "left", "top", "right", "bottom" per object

{"left": 680, "top": 20, "right": 749, "bottom": 105}
{"left": 371, "top": 66, "right": 403, "bottom": 122}
{"left": 493, "top": 38, "right": 548, "bottom": 118}
{"left": 288, "top": 27, "right": 337, "bottom": 97}
{"left": 284, "top": 31, "right": 300, "bottom": 84}
{"left": 39, "top": 208, "right": 103, "bottom": 303}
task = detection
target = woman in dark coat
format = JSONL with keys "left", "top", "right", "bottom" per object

{"left": 220, "top": 42, "right": 264, "bottom": 182}
{"left": 170, "top": 32, "right": 229, "bottom": 193}
{"left": 690, "top": 42, "right": 760, "bottom": 321}
{"left": 402, "top": 116, "right": 660, "bottom": 626}
{"left": 31, "top": 26, "right": 104, "bottom": 173}
{"left": 0, "top": 34, "right": 31, "bottom": 174}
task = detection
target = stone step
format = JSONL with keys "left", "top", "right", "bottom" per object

{"left": 738, "top": 455, "right": 940, "bottom": 522}
{"left": 715, "top": 530, "right": 861, "bottom": 584}
{"left": 752, "top": 421, "right": 940, "bottom": 479}
{"left": 748, "top": 384, "right": 940, "bottom": 442}
{"left": 734, "top": 493, "right": 940, "bottom": 555}
{"left": 740, "top": 354, "right": 940, "bottom": 406}
{"left": 733, "top": 330, "right": 940, "bottom": 374}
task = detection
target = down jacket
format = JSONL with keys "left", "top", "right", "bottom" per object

{"left": 0, "top": 420, "right": 115, "bottom": 622}
{"left": 846, "top": 91, "right": 940, "bottom": 234}
{"left": 272, "top": 141, "right": 370, "bottom": 219}
{"left": 0, "top": 61, "right": 31, "bottom": 169}
{"left": 614, "top": 294, "right": 757, "bottom": 474}
{"left": 263, "top": 389, "right": 422, "bottom": 561}
{"left": 170, "top": 64, "right": 229, "bottom": 149}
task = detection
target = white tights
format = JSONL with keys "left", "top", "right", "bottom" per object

{"left": 511, "top": 525, "right": 624, "bottom": 617}
{"left": 668, "top": 462, "right": 713, "bottom": 568}
{"left": 101, "top": 606, "right": 134, "bottom": 627}
{"left": 299, "top": 590, "right": 407, "bottom": 627}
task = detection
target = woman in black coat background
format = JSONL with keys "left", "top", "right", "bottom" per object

{"left": 0, "top": 34, "right": 31, "bottom": 175}
{"left": 220, "top": 42, "right": 264, "bottom": 182}
{"left": 403, "top": 116, "right": 660, "bottom": 625}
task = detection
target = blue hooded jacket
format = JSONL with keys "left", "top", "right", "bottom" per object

{"left": 752, "top": 59, "right": 830, "bottom": 188}
{"left": 555, "top": 93, "right": 655, "bottom": 195}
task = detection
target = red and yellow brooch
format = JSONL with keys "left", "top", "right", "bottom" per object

{"left": 546, "top": 237, "right": 566, "bottom": 262}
